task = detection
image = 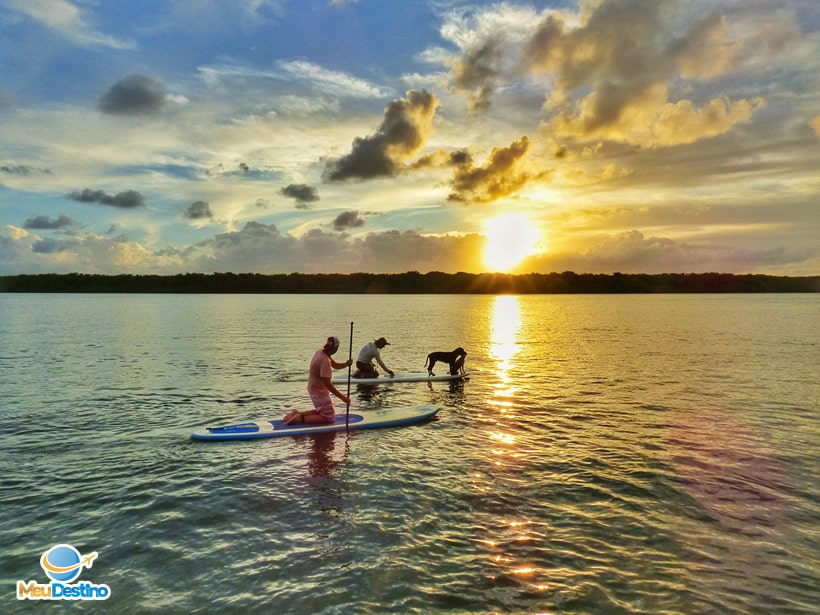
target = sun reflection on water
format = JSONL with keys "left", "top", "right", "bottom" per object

{"left": 481, "top": 296, "right": 550, "bottom": 595}
{"left": 490, "top": 295, "right": 522, "bottom": 369}
{"left": 489, "top": 296, "right": 522, "bottom": 416}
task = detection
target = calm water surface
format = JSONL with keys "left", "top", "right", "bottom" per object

{"left": 1, "top": 293, "right": 817, "bottom": 614}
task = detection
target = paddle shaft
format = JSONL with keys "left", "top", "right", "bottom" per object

{"left": 345, "top": 321, "right": 353, "bottom": 428}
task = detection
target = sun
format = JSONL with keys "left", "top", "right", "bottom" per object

{"left": 482, "top": 212, "right": 542, "bottom": 272}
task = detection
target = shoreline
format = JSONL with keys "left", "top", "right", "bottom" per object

{"left": 1, "top": 271, "right": 818, "bottom": 293}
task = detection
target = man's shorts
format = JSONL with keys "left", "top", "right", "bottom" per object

{"left": 310, "top": 393, "right": 336, "bottom": 422}
{"left": 356, "top": 360, "right": 377, "bottom": 375}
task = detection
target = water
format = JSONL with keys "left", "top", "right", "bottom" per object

{"left": 1, "top": 293, "right": 817, "bottom": 614}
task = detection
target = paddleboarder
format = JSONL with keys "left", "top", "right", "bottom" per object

{"left": 283, "top": 335, "right": 352, "bottom": 425}
{"left": 354, "top": 336, "right": 394, "bottom": 378}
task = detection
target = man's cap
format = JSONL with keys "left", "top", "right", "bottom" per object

{"left": 324, "top": 335, "right": 340, "bottom": 349}
{"left": 376, "top": 337, "right": 390, "bottom": 345}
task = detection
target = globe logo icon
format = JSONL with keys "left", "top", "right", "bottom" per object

{"left": 40, "top": 544, "right": 86, "bottom": 583}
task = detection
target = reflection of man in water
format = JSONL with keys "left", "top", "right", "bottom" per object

{"left": 355, "top": 337, "right": 394, "bottom": 378}
{"left": 307, "top": 432, "right": 341, "bottom": 480}
{"left": 307, "top": 433, "right": 346, "bottom": 517}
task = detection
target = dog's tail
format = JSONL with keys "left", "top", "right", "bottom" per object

{"left": 423, "top": 355, "right": 430, "bottom": 368}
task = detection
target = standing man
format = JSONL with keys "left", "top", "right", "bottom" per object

{"left": 283, "top": 335, "right": 352, "bottom": 425}
{"left": 355, "top": 337, "right": 394, "bottom": 378}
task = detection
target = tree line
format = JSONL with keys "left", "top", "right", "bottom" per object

{"left": 0, "top": 271, "right": 817, "bottom": 293}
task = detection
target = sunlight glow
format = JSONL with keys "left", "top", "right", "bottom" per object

{"left": 482, "top": 212, "right": 542, "bottom": 272}
{"left": 489, "top": 431, "right": 516, "bottom": 445}
{"left": 490, "top": 295, "right": 521, "bottom": 414}
{"left": 490, "top": 296, "right": 521, "bottom": 369}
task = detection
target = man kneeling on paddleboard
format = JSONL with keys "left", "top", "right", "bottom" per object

{"left": 283, "top": 336, "right": 352, "bottom": 425}
{"left": 354, "top": 336, "right": 394, "bottom": 378}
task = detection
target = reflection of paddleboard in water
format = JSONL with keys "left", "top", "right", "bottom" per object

{"left": 349, "top": 372, "right": 470, "bottom": 384}
{"left": 191, "top": 405, "right": 440, "bottom": 441}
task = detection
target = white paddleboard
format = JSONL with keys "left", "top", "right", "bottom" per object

{"left": 191, "top": 405, "right": 440, "bottom": 441}
{"left": 349, "top": 371, "right": 470, "bottom": 385}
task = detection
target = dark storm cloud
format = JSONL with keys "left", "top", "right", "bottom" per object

{"left": 98, "top": 74, "right": 167, "bottom": 115}
{"left": 280, "top": 183, "right": 320, "bottom": 208}
{"left": 23, "top": 213, "right": 76, "bottom": 230}
{"left": 323, "top": 90, "right": 439, "bottom": 182}
{"left": 184, "top": 201, "right": 213, "bottom": 220}
{"left": 66, "top": 188, "right": 146, "bottom": 209}
{"left": 333, "top": 210, "right": 366, "bottom": 231}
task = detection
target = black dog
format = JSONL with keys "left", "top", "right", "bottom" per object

{"left": 424, "top": 347, "right": 467, "bottom": 376}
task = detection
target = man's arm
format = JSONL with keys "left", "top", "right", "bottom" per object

{"left": 321, "top": 376, "right": 350, "bottom": 405}
{"left": 374, "top": 350, "right": 394, "bottom": 375}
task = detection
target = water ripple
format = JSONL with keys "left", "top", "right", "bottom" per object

{"left": 2, "top": 294, "right": 817, "bottom": 614}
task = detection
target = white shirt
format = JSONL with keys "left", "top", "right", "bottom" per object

{"left": 357, "top": 341, "right": 390, "bottom": 371}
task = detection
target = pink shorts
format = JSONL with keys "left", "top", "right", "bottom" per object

{"left": 310, "top": 393, "right": 336, "bottom": 422}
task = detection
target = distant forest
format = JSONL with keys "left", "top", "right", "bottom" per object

{"left": 1, "top": 272, "right": 818, "bottom": 293}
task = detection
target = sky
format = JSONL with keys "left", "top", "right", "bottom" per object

{"left": 0, "top": 0, "right": 818, "bottom": 276}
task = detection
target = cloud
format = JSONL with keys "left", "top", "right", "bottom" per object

{"left": 1, "top": 0, "right": 135, "bottom": 49}
{"left": 186, "top": 223, "right": 483, "bottom": 274}
{"left": 0, "top": 225, "right": 178, "bottom": 274}
{"left": 241, "top": 0, "right": 286, "bottom": 26}
{"left": 437, "top": 3, "right": 545, "bottom": 113}
{"left": 205, "top": 162, "right": 273, "bottom": 179}
{"left": 280, "top": 184, "right": 319, "bottom": 208}
{"left": 446, "top": 136, "right": 548, "bottom": 203}
{"left": 546, "top": 84, "right": 765, "bottom": 146}
{"left": 412, "top": 149, "right": 472, "bottom": 170}
{"left": 184, "top": 201, "right": 213, "bottom": 220}
{"left": 355, "top": 230, "right": 484, "bottom": 274}
{"left": 23, "top": 213, "right": 76, "bottom": 230}
{"left": 1, "top": 164, "right": 51, "bottom": 176}
{"left": 514, "top": 1, "right": 788, "bottom": 147}
{"left": 198, "top": 58, "right": 387, "bottom": 99}
{"left": 437, "top": 1, "right": 790, "bottom": 148}
{"left": 533, "top": 230, "right": 816, "bottom": 275}
{"left": 323, "top": 89, "right": 440, "bottom": 181}
{"left": 412, "top": 137, "right": 551, "bottom": 203}
{"left": 277, "top": 60, "right": 388, "bottom": 98}
{"left": 3, "top": 219, "right": 815, "bottom": 277}
{"left": 332, "top": 210, "right": 365, "bottom": 231}
{"left": 31, "top": 237, "right": 68, "bottom": 254}
{"left": 66, "top": 189, "right": 146, "bottom": 209}
{"left": 452, "top": 36, "right": 505, "bottom": 114}
{"left": 98, "top": 74, "right": 168, "bottom": 116}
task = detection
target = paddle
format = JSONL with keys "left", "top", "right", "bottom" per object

{"left": 345, "top": 321, "right": 353, "bottom": 429}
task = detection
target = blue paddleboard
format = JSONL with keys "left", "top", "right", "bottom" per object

{"left": 191, "top": 405, "right": 440, "bottom": 441}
